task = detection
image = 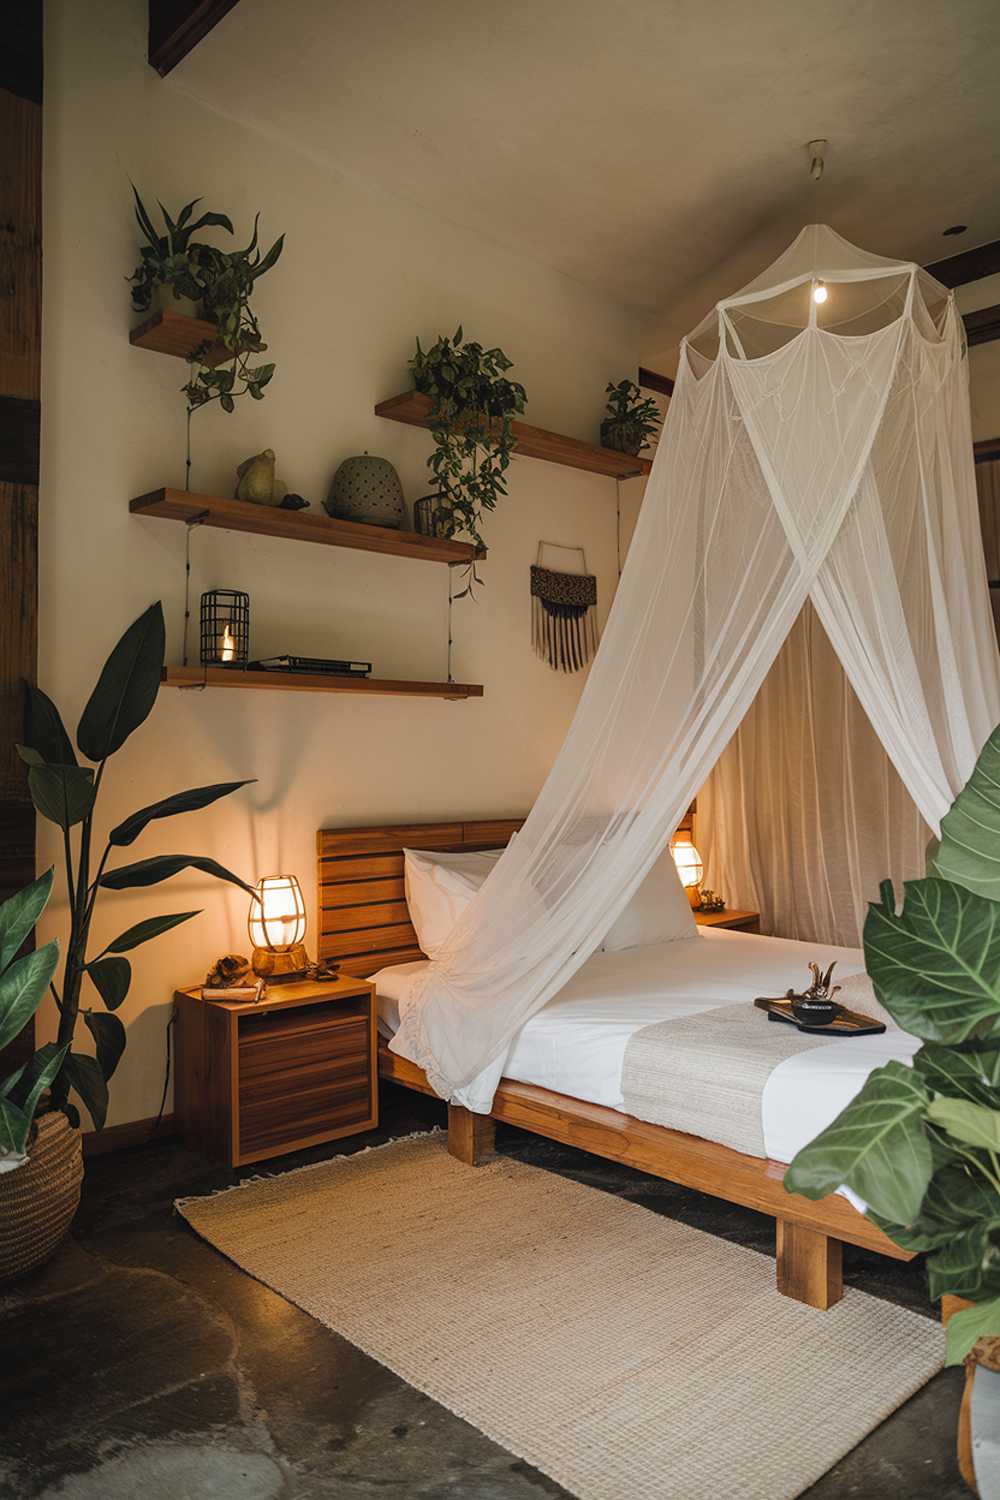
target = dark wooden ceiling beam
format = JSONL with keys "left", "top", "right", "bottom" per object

{"left": 148, "top": 0, "right": 241, "bottom": 77}
{"left": 926, "top": 239, "right": 1000, "bottom": 289}
{"left": 965, "top": 304, "right": 1000, "bottom": 348}
{"left": 638, "top": 366, "right": 674, "bottom": 397}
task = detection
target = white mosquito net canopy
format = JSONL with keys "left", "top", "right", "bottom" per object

{"left": 391, "top": 224, "right": 1000, "bottom": 1111}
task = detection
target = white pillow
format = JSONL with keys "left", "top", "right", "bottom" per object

{"left": 404, "top": 848, "right": 504, "bottom": 958}
{"left": 602, "top": 847, "right": 697, "bottom": 952}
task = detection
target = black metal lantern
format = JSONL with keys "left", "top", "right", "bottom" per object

{"left": 200, "top": 589, "right": 249, "bottom": 667}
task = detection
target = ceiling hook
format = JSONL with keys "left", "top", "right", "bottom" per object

{"left": 806, "top": 139, "right": 828, "bottom": 182}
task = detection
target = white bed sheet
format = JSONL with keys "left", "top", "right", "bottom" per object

{"left": 374, "top": 928, "right": 920, "bottom": 1196}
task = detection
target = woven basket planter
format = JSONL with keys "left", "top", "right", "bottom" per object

{"left": 0, "top": 1111, "right": 82, "bottom": 1284}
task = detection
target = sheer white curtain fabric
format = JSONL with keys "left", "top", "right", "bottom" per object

{"left": 390, "top": 225, "right": 1000, "bottom": 1110}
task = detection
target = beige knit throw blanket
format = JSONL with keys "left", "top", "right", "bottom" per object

{"left": 621, "top": 972, "right": 890, "bottom": 1159}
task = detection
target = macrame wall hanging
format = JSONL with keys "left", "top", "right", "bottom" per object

{"left": 530, "top": 541, "right": 599, "bottom": 673}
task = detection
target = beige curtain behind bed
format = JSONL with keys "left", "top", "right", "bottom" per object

{"left": 701, "top": 462, "right": 1000, "bottom": 948}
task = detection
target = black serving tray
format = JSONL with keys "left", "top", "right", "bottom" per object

{"left": 753, "top": 995, "right": 886, "bottom": 1037}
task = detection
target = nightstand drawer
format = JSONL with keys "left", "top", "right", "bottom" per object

{"left": 237, "top": 1006, "right": 371, "bottom": 1158}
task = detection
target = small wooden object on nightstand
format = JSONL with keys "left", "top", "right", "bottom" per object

{"left": 694, "top": 909, "right": 761, "bottom": 933}
{"left": 174, "top": 975, "right": 378, "bottom": 1167}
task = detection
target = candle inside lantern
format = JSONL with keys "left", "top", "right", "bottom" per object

{"left": 220, "top": 624, "right": 236, "bottom": 663}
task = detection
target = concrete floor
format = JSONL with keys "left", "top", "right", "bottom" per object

{"left": 0, "top": 1084, "right": 965, "bottom": 1499}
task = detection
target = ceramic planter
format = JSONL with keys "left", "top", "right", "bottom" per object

{"left": 600, "top": 419, "right": 645, "bottom": 457}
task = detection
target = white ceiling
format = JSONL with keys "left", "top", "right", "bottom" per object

{"left": 173, "top": 0, "right": 1000, "bottom": 359}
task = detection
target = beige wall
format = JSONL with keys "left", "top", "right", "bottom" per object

{"left": 38, "top": 0, "right": 646, "bottom": 1126}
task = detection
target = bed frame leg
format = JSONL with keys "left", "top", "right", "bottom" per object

{"left": 776, "top": 1221, "right": 844, "bottom": 1309}
{"left": 448, "top": 1105, "right": 496, "bottom": 1166}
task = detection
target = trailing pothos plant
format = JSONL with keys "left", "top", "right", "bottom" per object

{"left": 0, "top": 869, "right": 63, "bottom": 1162}
{"left": 16, "top": 602, "right": 255, "bottom": 1133}
{"left": 785, "top": 723, "right": 1000, "bottom": 1365}
{"left": 410, "top": 326, "right": 526, "bottom": 598}
{"left": 129, "top": 188, "right": 283, "bottom": 415}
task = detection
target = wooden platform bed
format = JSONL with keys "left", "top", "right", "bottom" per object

{"left": 318, "top": 817, "right": 913, "bottom": 1312}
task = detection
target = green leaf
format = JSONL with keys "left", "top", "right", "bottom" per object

{"left": 24, "top": 685, "right": 77, "bottom": 766}
{"left": 946, "top": 1295, "right": 1000, "bottom": 1365}
{"left": 26, "top": 762, "right": 96, "bottom": 830}
{"left": 932, "top": 725, "right": 1000, "bottom": 899}
{"left": 102, "top": 910, "right": 200, "bottom": 956}
{"left": 928, "top": 1225, "right": 999, "bottom": 1301}
{"left": 100, "top": 855, "right": 255, "bottom": 897}
{"left": 86, "top": 956, "right": 131, "bottom": 1010}
{"left": 108, "top": 780, "right": 254, "bottom": 847}
{"left": 0, "top": 868, "right": 53, "bottom": 973}
{"left": 864, "top": 878, "right": 1000, "bottom": 1043}
{"left": 13, "top": 1043, "right": 70, "bottom": 1152}
{"left": 251, "top": 234, "right": 284, "bottom": 278}
{"left": 915, "top": 1043, "right": 1000, "bottom": 1107}
{"left": 784, "top": 1060, "right": 933, "bottom": 1225}
{"left": 84, "top": 1012, "right": 126, "bottom": 1083}
{"left": 0, "top": 942, "right": 59, "bottom": 1054}
{"left": 66, "top": 1052, "right": 108, "bottom": 1131}
{"left": 928, "top": 1096, "right": 1000, "bottom": 1152}
{"left": 0, "top": 1096, "right": 30, "bottom": 1157}
{"left": 77, "top": 602, "right": 165, "bottom": 761}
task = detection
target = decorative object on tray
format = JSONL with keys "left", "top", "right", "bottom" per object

{"left": 250, "top": 655, "right": 371, "bottom": 678}
{"left": 280, "top": 492, "right": 310, "bottom": 510}
{"left": 325, "top": 453, "right": 405, "bottom": 528}
{"left": 14, "top": 600, "right": 255, "bottom": 1179}
{"left": 669, "top": 833, "right": 704, "bottom": 909}
{"left": 600, "top": 378, "right": 661, "bottom": 456}
{"left": 697, "top": 888, "right": 726, "bottom": 912}
{"left": 410, "top": 325, "right": 527, "bottom": 598}
{"left": 753, "top": 994, "right": 886, "bottom": 1037}
{"left": 530, "top": 542, "right": 599, "bottom": 674}
{"left": 200, "top": 589, "right": 250, "bottom": 667}
{"left": 235, "top": 448, "right": 286, "bottom": 506}
{"left": 786, "top": 721, "right": 1000, "bottom": 1379}
{"left": 789, "top": 961, "right": 842, "bottom": 1025}
{"left": 248, "top": 874, "right": 310, "bottom": 981}
{"left": 128, "top": 187, "right": 283, "bottom": 416}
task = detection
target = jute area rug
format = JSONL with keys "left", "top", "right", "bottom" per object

{"left": 177, "top": 1132, "right": 942, "bottom": 1500}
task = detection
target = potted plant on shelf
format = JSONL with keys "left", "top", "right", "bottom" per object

{"left": 784, "top": 722, "right": 1000, "bottom": 1493}
{"left": 410, "top": 326, "right": 527, "bottom": 597}
{"left": 600, "top": 379, "right": 661, "bottom": 456}
{"left": 128, "top": 188, "right": 284, "bottom": 415}
{"left": 0, "top": 601, "right": 255, "bottom": 1280}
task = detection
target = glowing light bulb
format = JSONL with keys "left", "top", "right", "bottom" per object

{"left": 220, "top": 624, "right": 236, "bottom": 662}
{"left": 813, "top": 281, "right": 828, "bottom": 305}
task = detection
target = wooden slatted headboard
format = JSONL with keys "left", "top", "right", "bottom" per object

{"left": 316, "top": 807, "right": 696, "bottom": 979}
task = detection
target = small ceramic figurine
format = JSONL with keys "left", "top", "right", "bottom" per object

{"left": 235, "top": 448, "right": 287, "bottom": 507}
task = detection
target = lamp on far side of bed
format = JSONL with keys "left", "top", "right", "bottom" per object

{"left": 249, "top": 874, "right": 310, "bottom": 981}
{"left": 670, "top": 836, "right": 704, "bottom": 910}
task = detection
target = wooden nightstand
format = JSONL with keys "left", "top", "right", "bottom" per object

{"left": 695, "top": 909, "right": 761, "bottom": 933}
{"left": 174, "top": 975, "right": 378, "bottom": 1167}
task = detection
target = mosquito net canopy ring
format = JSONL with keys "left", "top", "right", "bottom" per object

{"left": 390, "top": 225, "right": 1000, "bottom": 1111}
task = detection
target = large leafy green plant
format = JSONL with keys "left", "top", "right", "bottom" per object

{"left": 0, "top": 870, "right": 63, "bottom": 1160}
{"left": 785, "top": 724, "right": 1000, "bottom": 1364}
{"left": 17, "top": 602, "right": 255, "bottom": 1132}
{"left": 600, "top": 379, "right": 661, "bottom": 456}
{"left": 410, "top": 326, "right": 526, "bottom": 596}
{"left": 129, "top": 188, "right": 283, "bottom": 415}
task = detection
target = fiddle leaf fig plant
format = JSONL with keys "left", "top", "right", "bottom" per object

{"left": 129, "top": 187, "right": 283, "bottom": 416}
{"left": 785, "top": 721, "right": 1000, "bottom": 1364}
{"left": 18, "top": 601, "right": 256, "bottom": 1133}
{"left": 410, "top": 326, "right": 526, "bottom": 597}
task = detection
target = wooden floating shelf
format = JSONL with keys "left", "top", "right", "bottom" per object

{"left": 130, "top": 308, "right": 231, "bottom": 368}
{"left": 375, "top": 390, "right": 653, "bottom": 480}
{"left": 163, "top": 666, "right": 483, "bottom": 700}
{"left": 130, "top": 488, "right": 480, "bottom": 565}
